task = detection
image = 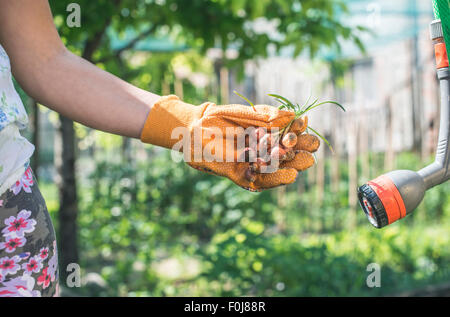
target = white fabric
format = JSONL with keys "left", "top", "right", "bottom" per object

{"left": 0, "top": 44, "right": 35, "bottom": 196}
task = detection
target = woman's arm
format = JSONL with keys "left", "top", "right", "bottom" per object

{"left": 0, "top": 0, "right": 160, "bottom": 139}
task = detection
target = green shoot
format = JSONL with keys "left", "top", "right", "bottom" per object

{"left": 300, "top": 92, "right": 312, "bottom": 111}
{"left": 268, "top": 93, "right": 345, "bottom": 119}
{"left": 234, "top": 90, "right": 257, "bottom": 112}
{"left": 303, "top": 100, "right": 346, "bottom": 114}
{"left": 267, "top": 94, "right": 297, "bottom": 112}
{"left": 268, "top": 93, "right": 345, "bottom": 153}
{"left": 233, "top": 90, "right": 343, "bottom": 154}
{"left": 307, "top": 126, "right": 334, "bottom": 154}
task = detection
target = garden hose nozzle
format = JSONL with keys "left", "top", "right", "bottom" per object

{"left": 358, "top": 11, "right": 450, "bottom": 228}
{"left": 358, "top": 171, "right": 426, "bottom": 228}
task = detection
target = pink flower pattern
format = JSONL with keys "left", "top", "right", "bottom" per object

{"left": 47, "top": 241, "right": 58, "bottom": 282}
{"left": 2, "top": 209, "right": 36, "bottom": 237}
{"left": 0, "top": 256, "right": 21, "bottom": 276}
{"left": 22, "top": 256, "right": 43, "bottom": 275}
{"left": 0, "top": 236, "right": 26, "bottom": 253}
{"left": 1, "top": 168, "right": 57, "bottom": 297}
{"left": 0, "top": 275, "right": 41, "bottom": 297}
{"left": 9, "top": 167, "right": 33, "bottom": 195}
{"left": 39, "top": 247, "right": 49, "bottom": 260}
{"left": 37, "top": 267, "right": 51, "bottom": 289}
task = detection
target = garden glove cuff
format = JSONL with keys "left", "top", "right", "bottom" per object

{"left": 140, "top": 95, "right": 208, "bottom": 149}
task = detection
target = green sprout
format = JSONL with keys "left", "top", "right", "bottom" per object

{"left": 267, "top": 93, "right": 345, "bottom": 153}
{"left": 233, "top": 90, "right": 344, "bottom": 153}
{"left": 234, "top": 90, "right": 257, "bottom": 112}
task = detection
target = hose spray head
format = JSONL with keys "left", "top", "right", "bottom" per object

{"left": 358, "top": 171, "right": 426, "bottom": 228}
{"left": 358, "top": 7, "right": 450, "bottom": 229}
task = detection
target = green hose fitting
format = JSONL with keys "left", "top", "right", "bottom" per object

{"left": 433, "top": 0, "right": 441, "bottom": 19}
{"left": 434, "top": 0, "right": 450, "bottom": 61}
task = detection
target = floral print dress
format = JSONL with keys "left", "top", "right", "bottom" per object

{"left": 0, "top": 44, "right": 35, "bottom": 197}
{"left": 0, "top": 44, "right": 57, "bottom": 296}
{"left": 0, "top": 167, "right": 58, "bottom": 297}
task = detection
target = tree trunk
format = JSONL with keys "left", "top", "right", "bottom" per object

{"left": 56, "top": 115, "right": 78, "bottom": 280}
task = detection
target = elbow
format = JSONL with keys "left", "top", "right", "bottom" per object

{"left": 10, "top": 43, "right": 69, "bottom": 102}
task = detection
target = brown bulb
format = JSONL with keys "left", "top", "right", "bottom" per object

{"left": 282, "top": 132, "right": 298, "bottom": 148}
{"left": 284, "top": 148, "right": 295, "bottom": 161}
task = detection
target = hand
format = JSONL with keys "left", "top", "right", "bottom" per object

{"left": 279, "top": 116, "right": 320, "bottom": 176}
{"left": 140, "top": 95, "right": 319, "bottom": 191}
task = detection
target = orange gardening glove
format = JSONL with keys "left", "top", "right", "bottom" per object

{"left": 140, "top": 95, "right": 317, "bottom": 191}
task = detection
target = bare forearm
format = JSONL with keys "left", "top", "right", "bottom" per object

{"left": 21, "top": 48, "right": 159, "bottom": 138}
{"left": 0, "top": 0, "right": 160, "bottom": 139}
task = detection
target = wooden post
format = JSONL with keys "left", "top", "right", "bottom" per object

{"left": 347, "top": 114, "right": 358, "bottom": 228}
{"left": 316, "top": 146, "right": 325, "bottom": 232}
{"left": 331, "top": 107, "right": 340, "bottom": 193}
{"left": 384, "top": 96, "right": 395, "bottom": 172}
{"left": 359, "top": 112, "right": 370, "bottom": 180}
{"left": 330, "top": 107, "right": 341, "bottom": 229}
{"left": 174, "top": 78, "right": 184, "bottom": 100}
{"left": 220, "top": 67, "right": 229, "bottom": 104}
{"left": 276, "top": 186, "right": 287, "bottom": 233}
{"left": 162, "top": 78, "right": 171, "bottom": 96}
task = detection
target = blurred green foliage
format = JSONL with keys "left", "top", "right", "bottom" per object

{"left": 50, "top": 0, "right": 364, "bottom": 63}
{"left": 26, "top": 0, "right": 446, "bottom": 297}
{"left": 41, "top": 151, "right": 450, "bottom": 296}
{"left": 48, "top": 0, "right": 365, "bottom": 96}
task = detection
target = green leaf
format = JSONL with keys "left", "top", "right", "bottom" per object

{"left": 268, "top": 94, "right": 295, "bottom": 107}
{"left": 308, "top": 126, "right": 334, "bottom": 154}
{"left": 301, "top": 98, "right": 319, "bottom": 114}
{"left": 274, "top": 98, "right": 288, "bottom": 107}
{"left": 276, "top": 99, "right": 296, "bottom": 111}
{"left": 300, "top": 93, "right": 313, "bottom": 112}
{"left": 234, "top": 90, "right": 256, "bottom": 111}
{"left": 302, "top": 100, "right": 346, "bottom": 115}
